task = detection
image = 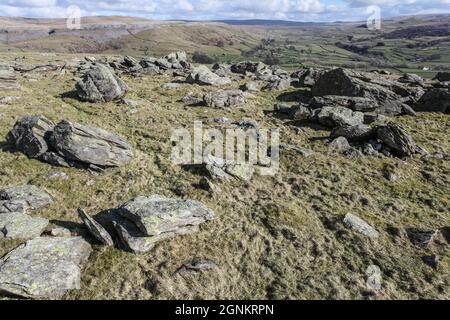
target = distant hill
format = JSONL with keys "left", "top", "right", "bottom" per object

{"left": 216, "top": 19, "right": 324, "bottom": 27}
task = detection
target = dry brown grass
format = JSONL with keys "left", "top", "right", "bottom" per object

{"left": 0, "top": 51, "right": 449, "bottom": 300}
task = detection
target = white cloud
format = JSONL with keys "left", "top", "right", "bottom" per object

{"left": 0, "top": 0, "right": 449, "bottom": 21}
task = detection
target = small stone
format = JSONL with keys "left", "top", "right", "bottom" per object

{"left": 175, "top": 258, "right": 217, "bottom": 275}
{"left": 406, "top": 228, "right": 438, "bottom": 248}
{"left": 77, "top": 208, "right": 113, "bottom": 246}
{"left": 343, "top": 213, "right": 379, "bottom": 238}
{"left": 329, "top": 137, "right": 351, "bottom": 151}
{"left": 50, "top": 227, "right": 72, "bottom": 237}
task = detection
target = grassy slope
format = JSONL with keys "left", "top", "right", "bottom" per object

{"left": 0, "top": 51, "right": 449, "bottom": 300}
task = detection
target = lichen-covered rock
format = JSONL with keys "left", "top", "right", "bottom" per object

{"left": 376, "top": 123, "right": 418, "bottom": 157}
{"left": 75, "top": 63, "right": 128, "bottom": 102}
{"left": 262, "top": 78, "right": 291, "bottom": 91}
{"left": 315, "top": 106, "right": 364, "bottom": 128}
{"left": 0, "top": 185, "right": 53, "bottom": 214}
{"left": 203, "top": 90, "right": 246, "bottom": 108}
{"left": 204, "top": 155, "right": 255, "bottom": 181}
{"left": 187, "top": 65, "right": 231, "bottom": 86}
{"left": 343, "top": 213, "right": 379, "bottom": 238}
{"left": 0, "top": 237, "right": 92, "bottom": 298}
{"left": 78, "top": 208, "right": 113, "bottom": 246}
{"left": 0, "top": 212, "right": 48, "bottom": 239}
{"left": 6, "top": 115, "right": 55, "bottom": 159}
{"left": 51, "top": 120, "right": 134, "bottom": 167}
{"left": 118, "top": 195, "right": 215, "bottom": 237}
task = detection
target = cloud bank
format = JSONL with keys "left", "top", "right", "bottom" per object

{"left": 0, "top": 0, "right": 449, "bottom": 21}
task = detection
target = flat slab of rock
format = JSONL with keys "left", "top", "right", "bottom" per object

{"left": 78, "top": 208, "right": 113, "bottom": 246}
{"left": 118, "top": 195, "right": 214, "bottom": 237}
{"left": 0, "top": 212, "right": 48, "bottom": 239}
{"left": 343, "top": 213, "right": 379, "bottom": 238}
{"left": 76, "top": 63, "right": 128, "bottom": 102}
{"left": 0, "top": 65, "right": 19, "bottom": 90}
{"left": 51, "top": 120, "right": 134, "bottom": 167}
{"left": 0, "top": 185, "right": 53, "bottom": 214}
{"left": 406, "top": 228, "right": 438, "bottom": 248}
{"left": 0, "top": 237, "right": 92, "bottom": 298}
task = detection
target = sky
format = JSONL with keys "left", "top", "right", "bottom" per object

{"left": 0, "top": 0, "right": 449, "bottom": 22}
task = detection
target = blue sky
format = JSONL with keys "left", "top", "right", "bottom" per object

{"left": 0, "top": 0, "right": 449, "bottom": 21}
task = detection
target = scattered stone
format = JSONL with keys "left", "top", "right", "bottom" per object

{"left": 399, "top": 73, "right": 423, "bottom": 85}
{"left": 51, "top": 120, "right": 134, "bottom": 167}
{"left": 118, "top": 195, "right": 215, "bottom": 237}
{"left": 329, "top": 136, "right": 351, "bottom": 151}
{"left": 50, "top": 227, "right": 72, "bottom": 237}
{"left": 280, "top": 144, "right": 313, "bottom": 157}
{"left": 0, "top": 185, "right": 53, "bottom": 214}
{"left": 76, "top": 63, "right": 128, "bottom": 102}
{"left": 204, "top": 90, "right": 246, "bottom": 109}
{"left": 175, "top": 258, "right": 217, "bottom": 275}
{"left": 204, "top": 155, "right": 255, "bottom": 181}
{"left": 241, "top": 81, "right": 260, "bottom": 92}
{"left": 0, "top": 212, "right": 48, "bottom": 239}
{"left": 422, "top": 255, "right": 440, "bottom": 269}
{"left": 343, "top": 213, "right": 379, "bottom": 238}
{"left": 0, "top": 237, "right": 92, "bottom": 298}
{"left": 77, "top": 208, "right": 113, "bottom": 246}
{"left": 45, "top": 172, "right": 69, "bottom": 180}
{"left": 119, "top": 98, "right": 142, "bottom": 108}
{"left": 406, "top": 228, "right": 438, "bottom": 248}
{"left": 231, "top": 61, "right": 267, "bottom": 75}
{"left": 161, "top": 82, "right": 182, "bottom": 90}
{"left": 0, "top": 96, "right": 20, "bottom": 104}
{"left": 376, "top": 123, "right": 418, "bottom": 157}
{"left": 181, "top": 93, "right": 203, "bottom": 105}
{"left": 343, "top": 148, "right": 364, "bottom": 158}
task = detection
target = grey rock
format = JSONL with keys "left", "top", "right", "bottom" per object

{"left": 262, "top": 78, "right": 291, "bottom": 91}
{"left": 0, "top": 237, "right": 92, "bottom": 298}
{"left": 231, "top": 61, "right": 267, "bottom": 75}
{"left": 241, "top": 81, "right": 260, "bottom": 92}
{"left": 376, "top": 123, "right": 418, "bottom": 157}
{"left": 293, "top": 68, "right": 325, "bottom": 87}
{"left": 0, "top": 64, "right": 19, "bottom": 90}
{"left": 309, "top": 95, "right": 376, "bottom": 113}
{"left": 0, "top": 212, "right": 48, "bottom": 239}
{"left": 343, "top": 148, "right": 364, "bottom": 158}
{"left": 161, "top": 82, "right": 182, "bottom": 90}
{"left": 76, "top": 63, "right": 128, "bottom": 102}
{"left": 51, "top": 120, "right": 134, "bottom": 167}
{"left": 315, "top": 107, "right": 364, "bottom": 128}
{"left": 118, "top": 195, "right": 215, "bottom": 237}
{"left": 0, "top": 96, "right": 20, "bottom": 104}
{"left": 187, "top": 65, "right": 231, "bottom": 86}
{"left": 50, "top": 227, "right": 72, "bottom": 237}
{"left": 329, "top": 137, "right": 351, "bottom": 151}
{"left": 175, "top": 258, "right": 217, "bottom": 275}
{"left": 399, "top": 73, "right": 423, "bottom": 85}
{"left": 330, "top": 124, "right": 374, "bottom": 142}
{"left": 181, "top": 93, "right": 202, "bottom": 105}
{"left": 204, "top": 90, "right": 246, "bottom": 108}
{"left": 422, "top": 255, "right": 440, "bottom": 269}
{"left": 0, "top": 185, "right": 53, "bottom": 214}
{"left": 406, "top": 228, "right": 438, "bottom": 248}
{"left": 77, "top": 208, "right": 113, "bottom": 246}
{"left": 113, "top": 221, "right": 198, "bottom": 254}
{"left": 6, "top": 115, "right": 55, "bottom": 159}
{"left": 343, "top": 213, "right": 379, "bottom": 238}
{"left": 413, "top": 88, "right": 450, "bottom": 114}
{"left": 434, "top": 72, "right": 450, "bottom": 82}
{"left": 204, "top": 155, "right": 255, "bottom": 181}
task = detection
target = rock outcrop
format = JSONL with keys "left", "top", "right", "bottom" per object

{"left": 413, "top": 88, "right": 450, "bottom": 114}
{"left": 204, "top": 90, "right": 246, "bottom": 108}
{"left": 187, "top": 65, "right": 231, "bottom": 86}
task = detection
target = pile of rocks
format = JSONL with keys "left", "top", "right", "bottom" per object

{"left": 6, "top": 115, "right": 134, "bottom": 170}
